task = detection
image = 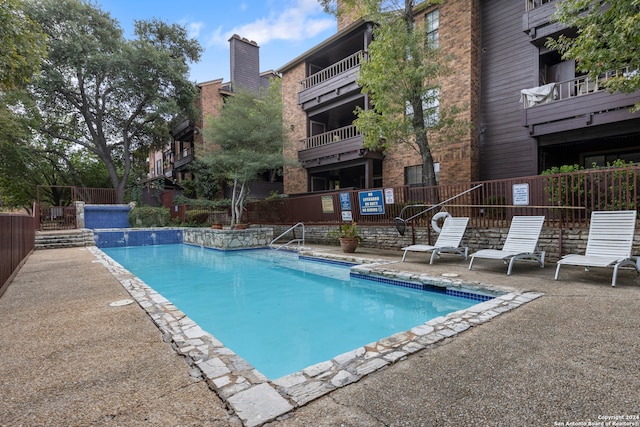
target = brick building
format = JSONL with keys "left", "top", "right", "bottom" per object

{"left": 278, "top": 1, "right": 479, "bottom": 194}
{"left": 148, "top": 35, "right": 280, "bottom": 199}
{"left": 278, "top": 0, "right": 640, "bottom": 195}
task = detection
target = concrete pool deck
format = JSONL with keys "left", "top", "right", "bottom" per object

{"left": 1, "top": 245, "right": 639, "bottom": 426}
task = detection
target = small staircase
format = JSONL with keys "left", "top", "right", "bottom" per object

{"left": 35, "top": 229, "right": 95, "bottom": 250}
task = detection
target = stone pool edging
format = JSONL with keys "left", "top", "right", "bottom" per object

{"left": 89, "top": 246, "right": 543, "bottom": 427}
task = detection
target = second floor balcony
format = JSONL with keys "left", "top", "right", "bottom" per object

{"left": 174, "top": 146, "right": 194, "bottom": 170}
{"left": 298, "top": 50, "right": 367, "bottom": 111}
{"left": 299, "top": 124, "right": 375, "bottom": 167}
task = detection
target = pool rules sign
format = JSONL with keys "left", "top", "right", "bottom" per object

{"left": 358, "top": 190, "right": 385, "bottom": 215}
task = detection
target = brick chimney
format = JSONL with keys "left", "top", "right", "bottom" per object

{"left": 229, "top": 34, "right": 260, "bottom": 93}
{"left": 337, "top": 0, "right": 365, "bottom": 31}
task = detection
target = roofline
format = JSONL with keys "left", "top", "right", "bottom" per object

{"left": 197, "top": 78, "right": 224, "bottom": 87}
{"left": 277, "top": 18, "right": 370, "bottom": 74}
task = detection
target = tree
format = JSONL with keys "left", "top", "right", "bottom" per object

{"left": 24, "top": 0, "right": 202, "bottom": 202}
{"left": 547, "top": 0, "right": 640, "bottom": 110}
{"left": 0, "top": 0, "right": 47, "bottom": 90}
{"left": 201, "top": 81, "right": 286, "bottom": 225}
{"left": 0, "top": 0, "right": 47, "bottom": 210}
{"left": 321, "top": 0, "right": 467, "bottom": 187}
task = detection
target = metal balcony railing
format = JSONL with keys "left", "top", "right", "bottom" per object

{"left": 299, "top": 50, "right": 367, "bottom": 91}
{"left": 302, "top": 125, "right": 361, "bottom": 150}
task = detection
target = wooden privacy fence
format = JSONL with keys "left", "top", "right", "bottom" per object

{"left": 0, "top": 214, "right": 35, "bottom": 297}
{"left": 245, "top": 166, "right": 640, "bottom": 228}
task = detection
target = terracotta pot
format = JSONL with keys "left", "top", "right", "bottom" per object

{"left": 339, "top": 237, "right": 358, "bottom": 253}
{"left": 232, "top": 223, "right": 248, "bottom": 230}
{"left": 211, "top": 223, "right": 222, "bottom": 229}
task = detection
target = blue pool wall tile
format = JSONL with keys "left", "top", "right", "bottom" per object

{"left": 350, "top": 272, "right": 494, "bottom": 302}
{"left": 94, "top": 228, "right": 184, "bottom": 248}
{"left": 85, "top": 205, "right": 130, "bottom": 229}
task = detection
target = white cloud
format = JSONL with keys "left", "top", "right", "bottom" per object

{"left": 205, "top": 0, "right": 334, "bottom": 48}
{"left": 187, "top": 21, "right": 204, "bottom": 38}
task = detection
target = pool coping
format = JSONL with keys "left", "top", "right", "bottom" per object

{"left": 89, "top": 246, "right": 543, "bottom": 427}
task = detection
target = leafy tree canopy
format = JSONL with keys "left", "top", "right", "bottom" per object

{"left": 201, "top": 80, "right": 286, "bottom": 224}
{"left": 0, "top": 0, "right": 47, "bottom": 90}
{"left": 0, "top": 0, "right": 47, "bottom": 210}
{"left": 23, "top": 0, "right": 202, "bottom": 202}
{"left": 547, "top": 0, "right": 640, "bottom": 109}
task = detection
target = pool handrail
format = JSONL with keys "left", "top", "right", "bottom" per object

{"left": 394, "top": 184, "right": 483, "bottom": 236}
{"left": 270, "top": 222, "right": 305, "bottom": 250}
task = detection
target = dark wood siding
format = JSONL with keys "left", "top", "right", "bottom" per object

{"left": 479, "top": 0, "right": 539, "bottom": 179}
{"left": 230, "top": 36, "right": 260, "bottom": 93}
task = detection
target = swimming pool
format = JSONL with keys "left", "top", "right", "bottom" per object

{"left": 103, "top": 244, "right": 482, "bottom": 379}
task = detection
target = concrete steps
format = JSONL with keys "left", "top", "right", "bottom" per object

{"left": 35, "top": 229, "right": 95, "bottom": 250}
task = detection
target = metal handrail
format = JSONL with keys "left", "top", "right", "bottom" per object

{"left": 394, "top": 184, "right": 483, "bottom": 235}
{"left": 269, "top": 222, "right": 305, "bottom": 250}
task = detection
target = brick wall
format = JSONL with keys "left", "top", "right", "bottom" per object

{"left": 337, "top": 0, "right": 365, "bottom": 32}
{"left": 197, "top": 79, "right": 225, "bottom": 148}
{"left": 282, "top": 62, "right": 308, "bottom": 194}
{"left": 419, "top": 0, "right": 479, "bottom": 185}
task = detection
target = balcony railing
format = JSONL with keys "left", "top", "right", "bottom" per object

{"left": 303, "top": 125, "right": 361, "bottom": 150}
{"left": 521, "top": 68, "right": 633, "bottom": 109}
{"left": 525, "top": 0, "right": 554, "bottom": 11}
{"left": 299, "top": 50, "right": 366, "bottom": 91}
{"left": 174, "top": 146, "right": 194, "bottom": 169}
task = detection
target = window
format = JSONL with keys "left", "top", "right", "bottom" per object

{"left": 424, "top": 88, "right": 440, "bottom": 127}
{"left": 405, "top": 88, "right": 440, "bottom": 128}
{"left": 405, "top": 165, "right": 423, "bottom": 186}
{"left": 405, "top": 163, "right": 440, "bottom": 186}
{"left": 425, "top": 9, "right": 439, "bottom": 48}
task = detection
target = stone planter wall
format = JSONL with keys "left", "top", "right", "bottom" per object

{"left": 183, "top": 227, "right": 273, "bottom": 250}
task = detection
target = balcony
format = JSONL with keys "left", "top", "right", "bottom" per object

{"left": 525, "top": 0, "right": 554, "bottom": 12}
{"left": 299, "top": 124, "right": 380, "bottom": 167}
{"left": 174, "top": 146, "right": 194, "bottom": 169}
{"left": 522, "top": 0, "right": 563, "bottom": 42}
{"left": 298, "top": 51, "right": 366, "bottom": 111}
{"left": 521, "top": 70, "right": 640, "bottom": 136}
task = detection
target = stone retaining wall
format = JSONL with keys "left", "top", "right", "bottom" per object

{"left": 270, "top": 224, "right": 640, "bottom": 262}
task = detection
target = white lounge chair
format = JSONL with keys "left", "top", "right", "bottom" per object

{"left": 401, "top": 217, "right": 469, "bottom": 264}
{"left": 468, "top": 216, "right": 546, "bottom": 275}
{"left": 554, "top": 210, "right": 639, "bottom": 287}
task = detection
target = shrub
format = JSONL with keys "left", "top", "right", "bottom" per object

{"left": 129, "top": 206, "right": 170, "bottom": 227}
{"left": 184, "top": 209, "right": 210, "bottom": 225}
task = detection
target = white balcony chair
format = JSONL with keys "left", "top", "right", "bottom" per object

{"left": 554, "top": 210, "right": 639, "bottom": 287}
{"left": 468, "top": 216, "right": 546, "bottom": 275}
{"left": 401, "top": 217, "right": 469, "bottom": 264}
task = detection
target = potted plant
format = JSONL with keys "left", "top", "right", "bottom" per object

{"left": 331, "top": 222, "right": 361, "bottom": 253}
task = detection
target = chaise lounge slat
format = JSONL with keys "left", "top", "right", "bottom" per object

{"left": 401, "top": 217, "right": 469, "bottom": 264}
{"left": 554, "top": 210, "right": 639, "bottom": 287}
{"left": 468, "top": 216, "right": 546, "bottom": 275}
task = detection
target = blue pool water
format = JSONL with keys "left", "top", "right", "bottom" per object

{"left": 103, "top": 244, "right": 480, "bottom": 379}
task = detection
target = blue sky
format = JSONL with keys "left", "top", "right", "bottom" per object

{"left": 97, "top": 0, "right": 337, "bottom": 83}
